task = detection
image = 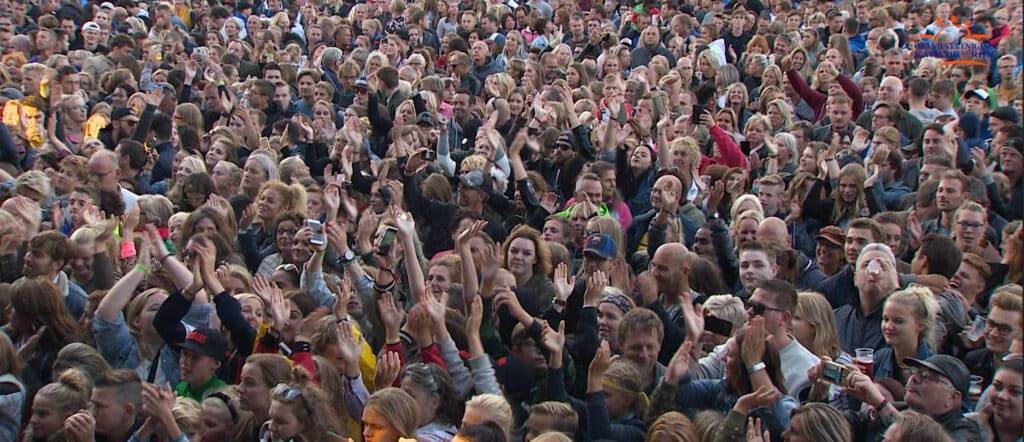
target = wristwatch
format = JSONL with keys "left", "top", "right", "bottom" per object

{"left": 337, "top": 249, "right": 356, "bottom": 266}
{"left": 747, "top": 362, "right": 766, "bottom": 374}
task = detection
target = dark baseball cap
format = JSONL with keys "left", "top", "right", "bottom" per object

{"left": 111, "top": 107, "right": 135, "bottom": 121}
{"left": 415, "top": 112, "right": 436, "bottom": 128}
{"left": 459, "top": 170, "right": 492, "bottom": 193}
{"left": 904, "top": 354, "right": 970, "bottom": 395}
{"left": 175, "top": 327, "right": 229, "bottom": 362}
{"left": 991, "top": 106, "right": 1020, "bottom": 124}
{"left": 583, "top": 233, "right": 615, "bottom": 260}
{"left": 815, "top": 226, "right": 845, "bottom": 248}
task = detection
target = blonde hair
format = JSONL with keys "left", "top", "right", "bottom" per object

{"left": 465, "top": 394, "right": 513, "bottom": 438}
{"left": 602, "top": 359, "right": 648, "bottom": 417}
{"left": 173, "top": 397, "right": 202, "bottom": 436}
{"left": 796, "top": 292, "right": 844, "bottom": 359}
{"left": 646, "top": 411, "right": 697, "bottom": 442}
{"left": 885, "top": 286, "right": 940, "bottom": 351}
{"left": 0, "top": 333, "right": 21, "bottom": 377}
{"left": 258, "top": 180, "right": 308, "bottom": 218}
{"left": 730, "top": 194, "right": 764, "bottom": 222}
{"left": 789, "top": 403, "right": 852, "bottom": 442}
{"left": 365, "top": 388, "right": 418, "bottom": 438}
{"left": 701, "top": 295, "right": 747, "bottom": 333}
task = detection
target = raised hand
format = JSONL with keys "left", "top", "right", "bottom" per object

{"left": 589, "top": 339, "right": 613, "bottom": 378}
{"left": 540, "top": 321, "right": 566, "bottom": 355}
{"left": 741, "top": 316, "right": 768, "bottom": 367}
{"left": 583, "top": 270, "right": 608, "bottom": 307}
{"left": 333, "top": 276, "right": 355, "bottom": 319}
{"left": 239, "top": 203, "right": 257, "bottom": 229}
{"left": 373, "top": 351, "right": 401, "bottom": 391}
{"left": 456, "top": 220, "right": 486, "bottom": 249}
{"left": 553, "top": 262, "right": 576, "bottom": 303}
{"left": 493, "top": 288, "right": 529, "bottom": 325}
{"left": 325, "top": 221, "right": 350, "bottom": 256}
{"left": 735, "top": 385, "right": 782, "bottom": 415}
{"left": 377, "top": 293, "right": 404, "bottom": 341}
{"left": 680, "top": 291, "right": 706, "bottom": 342}
{"left": 206, "top": 194, "right": 231, "bottom": 220}
{"left": 465, "top": 295, "right": 483, "bottom": 338}
{"left": 336, "top": 320, "right": 364, "bottom": 369}
{"left": 393, "top": 210, "right": 416, "bottom": 238}
{"left": 664, "top": 340, "right": 693, "bottom": 386}
{"left": 418, "top": 287, "right": 447, "bottom": 334}
{"left": 745, "top": 417, "right": 769, "bottom": 442}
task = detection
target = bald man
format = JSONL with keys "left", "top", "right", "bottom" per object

{"left": 471, "top": 40, "right": 503, "bottom": 84}
{"left": 626, "top": 174, "right": 704, "bottom": 259}
{"left": 646, "top": 242, "right": 692, "bottom": 364}
{"left": 857, "top": 76, "right": 924, "bottom": 140}
{"left": 88, "top": 150, "right": 138, "bottom": 209}
{"left": 756, "top": 218, "right": 827, "bottom": 290}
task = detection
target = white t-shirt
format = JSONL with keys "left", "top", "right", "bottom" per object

{"left": 778, "top": 338, "right": 820, "bottom": 397}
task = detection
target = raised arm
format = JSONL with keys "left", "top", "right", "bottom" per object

{"left": 393, "top": 210, "right": 426, "bottom": 301}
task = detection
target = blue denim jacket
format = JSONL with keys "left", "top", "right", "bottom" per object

{"left": 93, "top": 306, "right": 212, "bottom": 386}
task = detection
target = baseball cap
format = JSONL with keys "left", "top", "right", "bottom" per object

{"left": 100, "top": 1, "right": 115, "bottom": 9}
{"left": 353, "top": 78, "right": 369, "bottom": 91}
{"left": 415, "top": 112, "right": 436, "bottom": 128}
{"left": 962, "top": 89, "right": 990, "bottom": 104}
{"left": 991, "top": 106, "right": 1020, "bottom": 124}
{"left": 814, "top": 226, "right": 845, "bottom": 248}
{"left": 175, "top": 327, "right": 229, "bottom": 362}
{"left": 459, "top": 170, "right": 492, "bottom": 193}
{"left": 110, "top": 107, "right": 135, "bottom": 121}
{"left": 82, "top": 21, "right": 101, "bottom": 32}
{"left": 583, "top": 233, "right": 615, "bottom": 260}
{"left": 904, "top": 354, "right": 970, "bottom": 395}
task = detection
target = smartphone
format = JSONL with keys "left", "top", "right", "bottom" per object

{"left": 378, "top": 226, "right": 398, "bottom": 254}
{"left": 39, "top": 77, "right": 50, "bottom": 99}
{"left": 704, "top": 315, "right": 733, "bottom": 337}
{"left": 423, "top": 150, "right": 436, "bottom": 161}
{"left": 307, "top": 219, "right": 325, "bottom": 246}
{"left": 692, "top": 104, "right": 705, "bottom": 124}
{"left": 966, "top": 316, "right": 987, "bottom": 342}
{"left": 822, "top": 361, "right": 850, "bottom": 384}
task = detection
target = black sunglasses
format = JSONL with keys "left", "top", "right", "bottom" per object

{"left": 746, "top": 301, "right": 784, "bottom": 316}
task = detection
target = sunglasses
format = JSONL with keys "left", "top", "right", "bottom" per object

{"left": 746, "top": 301, "right": 784, "bottom": 316}
{"left": 272, "top": 383, "right": 313, "bottom": 415}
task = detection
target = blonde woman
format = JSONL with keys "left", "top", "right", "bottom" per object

{"left": 766, "top": 99, "right": 794, "bottom": 134}
{"left": 873, "top": 286, "right": 939, "bottom": 382}
{"left": 793, "top": 292, "right": 849, "bottom": 362}
{"left": 723, "top": 83, "right": 752, "bottom": 132}
{"left": 463, "top": 394, "right": 513, "bottom": 440}
{"left": 696, "top": 49, "right": 720, "bottom": 83}
{"left": 586, "top": 344, "right": 648, "bottom": 440}
{"left": 362, "top": 388, "right": 418, "bottom": 442}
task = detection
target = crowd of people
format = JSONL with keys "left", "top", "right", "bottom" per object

{"left": 0, "top": 0, "right": 1021, "bottom": 440}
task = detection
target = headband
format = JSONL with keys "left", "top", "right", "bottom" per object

{"left": 207, "top": 392, "right": 239, "bottom": 423}
{"left": 600, "top": 293, "right": 632, "bottom": 314}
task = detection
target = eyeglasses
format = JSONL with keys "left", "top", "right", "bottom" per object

{"left": 746, "top": 301, "right": 785, "bottom": 316}
{"left": 89, "top": 169, "right": 115, "bottom": 179}
{"left": 956, "top": 221, "right": 984, "bottom": 231}
{"left": 985, "top": 319, "right": 1016, "bottom": 336}
{"left": 909, "top": 369, "right": 955, "bottom": 389}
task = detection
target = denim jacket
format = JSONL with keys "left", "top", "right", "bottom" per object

{"left": 873, "top": 343, "right": 933, "bottom": 380}
{"left": 93, "top": 306, "right": 213, "bottom": 386}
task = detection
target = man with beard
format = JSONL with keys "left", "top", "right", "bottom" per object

{"left": 921, "top": 170, "right": 969, "bottom": 234}
{"left": 834, "top": 243, "right": 900, "bottom": 353}
{"left": 401, "top": 169, "right": 507, "bottom": 257}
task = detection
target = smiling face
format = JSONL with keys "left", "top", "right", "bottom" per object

{"left": 881, "top": 301, "right": 924, "bottom": 348}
